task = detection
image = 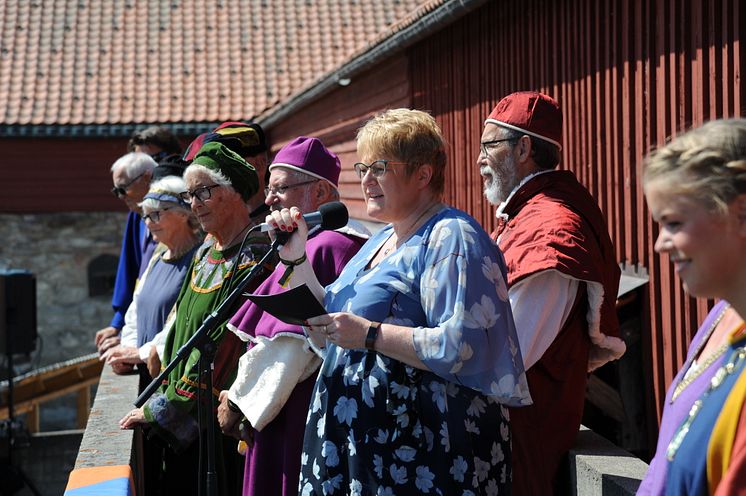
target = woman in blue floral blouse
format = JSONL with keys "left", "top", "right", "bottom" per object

{"left": 267, "top": 109, "right": 532, "bottom": 495}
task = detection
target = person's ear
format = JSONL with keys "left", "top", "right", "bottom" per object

{"left": 515, "top": 135, "right": 532, "bottom": 163}
{"left": 417, "top": 164, "right": 433, "bottom": 189}
{"left": 315, "top": 180, "right": 330, "bottom": 201}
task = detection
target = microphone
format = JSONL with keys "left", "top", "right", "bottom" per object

{"left": 259, "top": 201, "right": 349, "bottom": 232}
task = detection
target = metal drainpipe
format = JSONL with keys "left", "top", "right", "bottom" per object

{"left": 258, "top": 0, "right": 490, "bottom": 129}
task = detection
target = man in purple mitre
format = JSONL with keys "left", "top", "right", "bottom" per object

{"left": 217, "top": 136, "right": 369, "bottom": 496}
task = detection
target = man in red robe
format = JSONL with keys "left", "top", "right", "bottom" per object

{"left": 478, "top": 91, "right": 625, "bottom": 495}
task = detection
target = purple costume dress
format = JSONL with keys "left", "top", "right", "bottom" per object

{"left": 638, "top": 300, "right": 730, "bottom": 495}
{"left": 227, "top": 229, "right": 366, "bottom": 496}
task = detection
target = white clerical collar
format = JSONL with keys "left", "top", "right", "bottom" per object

{"left": 495, "top": 169, "right": 557, "bottom": 218}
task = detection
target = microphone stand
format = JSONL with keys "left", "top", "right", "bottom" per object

{"left": 135, "top": 235, "right": 285, "bottom": 496}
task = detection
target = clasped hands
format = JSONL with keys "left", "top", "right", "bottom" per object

{"left": 96, "top": 326, "right": 136, "bottom": 374}
{"left": 100, "top": 345, "right": 140, "bottom": 375}
{"left": 217, "top": 391, "right": 254, "bottom": 447}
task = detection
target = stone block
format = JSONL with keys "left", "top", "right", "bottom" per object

{"left": 568, "top": 426, "right": 648, "bottom": 496}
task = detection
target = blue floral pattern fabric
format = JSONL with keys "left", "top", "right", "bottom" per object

{"left": 299, "top": 207, "right": 531, "bottom": 495}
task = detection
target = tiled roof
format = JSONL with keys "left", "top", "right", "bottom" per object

{"left": 0, "top": 0, "right": 430, "bottom": 126}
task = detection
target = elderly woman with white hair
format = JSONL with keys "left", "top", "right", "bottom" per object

{"left": 101, "top": 175, "right": 202, "bottom": 385}
{"left": 120, "top": 142, "right": 271, "bottom": 495}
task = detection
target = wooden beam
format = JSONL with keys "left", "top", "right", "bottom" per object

{"left": 26, "top": 404, "right": 40, "bottom": 433}
{"left": 0, "top": 354, "right": 108, "bottom": 433}
{"left": 1, "top": 357, "right": 103, "bottom": 406}
{"left": 76, "top": 386, "right": 91, "bottom": 429}
{"left": 585, "top": 374, "right": 626, "bottom": 423}
{"left": 0, "top": 376, "right": 100, "bottom": 420}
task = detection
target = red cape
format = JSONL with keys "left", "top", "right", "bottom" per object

{"left": 492, "top": 170, "right": 623, "bottom": 370}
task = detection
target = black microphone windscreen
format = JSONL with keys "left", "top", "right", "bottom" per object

{"left": 318, "top": 201, "right": 349, "bottom": 230}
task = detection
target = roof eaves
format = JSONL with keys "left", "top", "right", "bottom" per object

{"left": 0, "top": 122, "right": 225, "bottom": 138}
{"left": 258, "top": 0, "right": 490, "bottom": 129}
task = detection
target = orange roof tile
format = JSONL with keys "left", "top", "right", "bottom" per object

{"left": 0, "top": 0, "right": 432, "bottom": 126}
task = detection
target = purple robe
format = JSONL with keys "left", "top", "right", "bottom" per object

{"left": 228, "top": 229, "right": 365, "bottom": 496}
{"left": 638, "top": 300, "right": 729, "bottom": 495}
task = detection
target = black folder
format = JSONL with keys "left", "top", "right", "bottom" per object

{"left": 244, "top": 284, "right": 328, "bottom": 325}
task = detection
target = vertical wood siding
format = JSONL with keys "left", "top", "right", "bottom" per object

{"left": 269, "top": 54, "right": 411, "bottom": 220}
{"left": 0, "top": 138, "right": 130, "bottom": 212}
{"left": 410, "top": 0, "right": 744, "bottom": 422}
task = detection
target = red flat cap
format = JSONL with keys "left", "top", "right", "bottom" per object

{"left": 485, "top": 91, "right": 562, "bottom": 150}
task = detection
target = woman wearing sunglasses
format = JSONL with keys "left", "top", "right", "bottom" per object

{"left": 268, "top": 109, "right": 531, "bottom": 494}
{"left": 101, "top": 175, "right": 202, "bottom": 384}
{"left": 101, "top": 175, "right": 202, "bottom": 492}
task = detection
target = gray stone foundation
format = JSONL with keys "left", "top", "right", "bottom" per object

{"left": 0, "top": 212, "right": 128, "bottom": 367}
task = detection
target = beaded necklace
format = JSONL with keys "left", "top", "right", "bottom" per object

{"left": 670, "top": 305, "right": 730, "bottom": 403}
{"left": 183, "top": 237, "right": 247, "bottom": 327}
{"left": 666, "top": 320, "right": 746, "bottom": 461}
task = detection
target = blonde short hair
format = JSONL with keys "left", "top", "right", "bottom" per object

{"left": 644, "top": 118, "right": 746, "bottom": 215}
{"left": 356, "top": 108, "right": 447, "bottom": 195}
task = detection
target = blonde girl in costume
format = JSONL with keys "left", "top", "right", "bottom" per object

{"left": 639, "top": 118, "right": 746, "bottom": 495}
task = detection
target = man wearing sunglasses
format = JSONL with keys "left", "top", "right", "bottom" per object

{"left": 96, "top": 128, "right": 185, "bottom": 352}
{"left": 478, "top": 91, "right": 623, "bottom": 495}
{"left": 95, "top": 152, "right": 158, "bottom": 354}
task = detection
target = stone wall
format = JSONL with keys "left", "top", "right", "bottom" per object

{"left": 0, "top": 212, "right": 127, "bottom": 366}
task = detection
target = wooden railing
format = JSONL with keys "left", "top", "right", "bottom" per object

{"left": 0, "top": 353, "right": 103, "bottom": 431}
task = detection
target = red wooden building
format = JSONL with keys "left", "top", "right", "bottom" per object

{"left": 1, "top": 0, "right": 744, "bottom": 456}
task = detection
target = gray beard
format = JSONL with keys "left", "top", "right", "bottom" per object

{"left": 480, "top": 166, "right": 513, "bottom": 206}
{"left": 483, "top": 180, "right": 502, "bottom": 205}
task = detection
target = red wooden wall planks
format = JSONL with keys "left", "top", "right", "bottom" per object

{"left": 409, "top": 0, "right": 745, "bottom": 422}
{"left": 0, "top": 138, "right": 128, "bottom": 213}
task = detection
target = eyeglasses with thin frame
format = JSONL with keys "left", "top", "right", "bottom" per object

{"left": 111, "top": 172, "right": 145, "bottom": 198}
{"left": 264, "top": 179, "right": 319, "bottom": 197}
{"left": 179, "top": 184, "right": 221, "bottom": 203}
{"left": 479, "top": 138, "right": 517, "bottom": 157}
{"left": 142, "top": 208, "right": 173, "bottom": 223}
{"left": 353, "top": 160, "right": 407, "bottom": 179}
